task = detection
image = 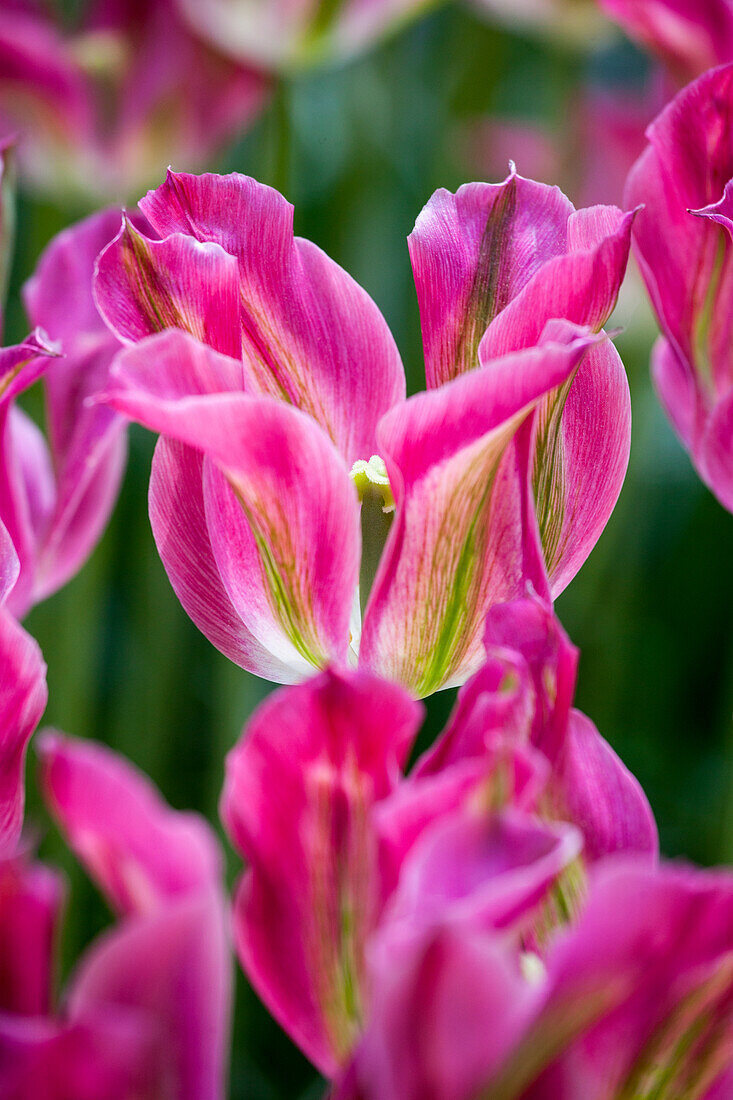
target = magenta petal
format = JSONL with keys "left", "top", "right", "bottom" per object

{"left": 67, "top": 892, "right": 231, "bottom": 1100}
{"left": 0, "top": 330, "right": 60, "bottom": 406}
{"left": 651, "top": 335, "right": 700, "bottom": 452}
{"left": 150, "top": 436, "right": 300, "bottom": 681}
{"left": 0, "top": 518, "right": 19, "bottom": 604}
{"left": 382, "top": 809, "right": 582, "bottom": 940}
{"left": 38, "top": 731, "right": 222, "bottom": 916}
{"left": 528, "top": 339, "right": 631, "bottom": 595}
{"left": 221, "top": 668, "right": 422, "bottom": 1074}
{"left": 360, "top": 329, "right": 599, "bottom": 696}
{"left": 599, "top": 0, "right": 733, "bottom": 79}
{"left": 336, "top": 924, "right": 539, "bottom": 1100}
{"left": 95, "top": 218, "right": 242, "bottom": 359}
{"left": 137, "top": 169, "right": 405, "bottom": 462}
{"left": 0, "top": 854, "right": 64, "bottom": 1017}
{"left": 409, "top": 172, "right": 574, "bottom": 388}
{"left": 701, "top": 387, "right": 733, "bottom": 512}
{"left": 556, "top": 710, "right": 658, "bottom": 862}
{"left": 479, "top": 206, "right": 635, "bottom": 359}
{"left": 108, "top": 341, "right": 361, "bottom": 676}
{"left": 0, "top": 608, "right": 46, "bottom": 853}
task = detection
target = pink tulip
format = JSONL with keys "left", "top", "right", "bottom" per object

{"left": 0, "top": 733, "right": 232, "bottom": 1099}
{"left": 600, "top": 0, "right": 733, "bottom": 83}
{"left": 625, "top": 63, "right": 733, "bottom": 512}
{"left": 0, "top": 1, "right": 268, "bottom": 203}
{"left": 98, "top": 168, "right": 632, "bottom": 695}
{"left": 334, "top": 857, "right": 733, "bottom": 1099}
{"left": 220, "top": 597, "right": 654, "bottom": 1074}
{"left": 0, "top": 206, "right": 129, "bottom": 619}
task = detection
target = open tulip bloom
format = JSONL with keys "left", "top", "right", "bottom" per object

{"left": 98, "top": 167, "right": 633, "bottom": 696}
{"left": 626, "top": 62, "right": 733, "bottom": 513}
{"left": 220, "top": 592, "right": 733, "bottom": 1096}
{"left": 0, "top": 733, "right": 231, "bottom": 1099}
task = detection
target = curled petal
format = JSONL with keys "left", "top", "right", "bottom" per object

{"left": 479, "top": 206, "right": 635, "bottom": 359}
{"left": 222, "top": 668, "right": 422, "bottom": 1074}
{"left": 95, "top": 218, "right": 242, "bottom": 359}
{"left": 409, "top": 172, "right": 574, "bottom": 388}
{"left": 360, "top": 330, "right": 600, "bottom": 697}
{"left": 107, "top": 336, "right": 361, "bottom": 678}
{"left": 38, "top": 731, "right": 222, "bottom": 916}
{"left": 0, "top": 609, "right": 47, "bottom": 853}
{"left": 0, "top": 330, "right": 60, "bottom": 406}
{"left": 382, "top": 808, "right": 583, "bottom": 941}
{"left": 528, "top": 339, "right": 631, "bottom": 596}
{"left": 135, "top": 169, "right": 406, "bottom": 462}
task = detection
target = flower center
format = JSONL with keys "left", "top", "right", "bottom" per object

{"left": 349, "top": 455, "right": 394, "bottom": 623}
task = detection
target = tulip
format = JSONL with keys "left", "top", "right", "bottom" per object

{"left": 0, "top": 733, "right": 232, "bottom": 1099}
{"left": 98, "top": 168, "right": 633, "bottom": 695}
{"left": 0, "top": 1, "right": 268, "bottom": 203}
{"left": 220, "top": 596, "right": 655, "bottom": 1074}
{"left": 334, "top": 857, "right": 733, "bottom": 1100}
{"left": 625, "top": 63, "right": 733, "bottom": 512}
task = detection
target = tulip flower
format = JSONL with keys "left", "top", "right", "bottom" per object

{"left": 0, "top": 1, "right": 268, "bottom": 203}
{"left": 0, "top": 206, "right": 128, "bottom": 619}
{"left": 334, "top": 857, "right": 733, "bottom": 1100}
{"left": 600, "top": 0, "right": 733, "bottom": 84}
{"left": 625, "top": 63, "right": 733, "bottom": 512}
{"left": 220, "top": 596, "right": 655, "bottom": 1075}
{"left": 0, "top": 732, "right": 232, "bottom": 1099}
{"left": 98, "top": 168, "right": 632, "bottom": 695}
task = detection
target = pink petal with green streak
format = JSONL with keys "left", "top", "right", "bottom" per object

{"left": 625, "top": 64, "right": 733, "bottom": 406}
{"left": 134, "top": 169, "right": 405, "bottom": 462}
{"left": 221, "top": 668, "right": 422, "bottom": 1075}
{"left": 359, "top": 329, "right": 600, "bottom": 697}
{"left": 478, "top": 206, "right": 635, "bottom": 359}
{"left": 381, "top": 808, "right": 582, "bottom": 942}
{"left": 95, "top": 217, "right": 242, "bottom": 359}
{"left": 0, "top": 331, "right": 59, "bottom": 406}
{"left": 150, "top": 437, "right": 299, "bottom": 682}
{"left": 106, "top": 333, "right": 361, "bottom": 678}
{"left": 0, "top": 607, "right": 47, "bottom": 853}
{"left": 527, "top": 339, "right": 631, "bottom": 597}
{"left": 38, "top": 730, "right": 223, "bottom": 916}
{"left": 409, "top": 171, "right": 573, "bottom": 389}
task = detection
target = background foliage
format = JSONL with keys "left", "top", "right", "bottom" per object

{"left": 5, "top": 5, "right": 733, "bottom": 1096}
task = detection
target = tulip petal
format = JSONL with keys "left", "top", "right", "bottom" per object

{"left": 133, "top": 169, "right": 405, "bottom": 462}
{"left": 38, "top": 731, "right": 222, "bottom": 916}
{"left": 700, "top": 386, "right": 733, "bottom": 513}
{"left": 599, "top": 0, "right": 733, "bottom": 79}
{"left": 95, "top": 217, "right": 242, "bottom": 359}
{"left": 150, "top": 436, "right": 299, "bottom": 681}
{"left": 67, "top": 892, "right": 231, "bottom": 1100}
{"left": 0, "top": 330, "right": 59, "bottom": 406}
{"left": 0, "top": 854, "right": 63, "bottom": 1017}
{"left": 527, "top": 339, "right": 631, "bottom": 596}
{"left": 409, "top": 172, "right": 574, "bottom": 388}
{"left": 0, "top": 608, "right": 46, "bottom": 853}
{"left": 221, "top": 668, "right": 422, "bottom": 1075}
{"left": 479, "top": 207, "right": 635, "bottom": 360}
{"left": 382, "top": 808, "right": 582, "bottom": 941}
{"left": 360, "top": 329, "right": 600, "bottom": 697}
{"left": 107, "top": 334, "right": 362, "bottom": 677}
{"left": 554, "top": 710, "right": 658, "bottom": 863}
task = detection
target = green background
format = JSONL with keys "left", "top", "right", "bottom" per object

{"left": 5, "top": 6, "right": 733, "bottom": 1096}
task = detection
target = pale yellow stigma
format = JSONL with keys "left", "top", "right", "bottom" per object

{"left": 520, "top": 952, "right": 547, "bottom": 987}
{"left": 350, "top": 455, "right": 394, "bottom": 513}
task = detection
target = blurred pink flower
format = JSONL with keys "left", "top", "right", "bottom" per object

{"left": 98, "top": 168, "right": 632, "bottom": 695}
{"left": 0, "top": 732, "right": 231, "bottom": 1099}
{"left": 600, "top": 0, "right": 733, "bottom": 83}
{"left": 626, "top": 63, "right": 733, "bottom": 512}
{"left": 220, "top": 595, "right": 655, "bottom": 1074}
{"left": 0, "top": 0, "right": 269, "bottom": 203}
{"left": 334, "top": 857, "right": 733, "bottom": 1099}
